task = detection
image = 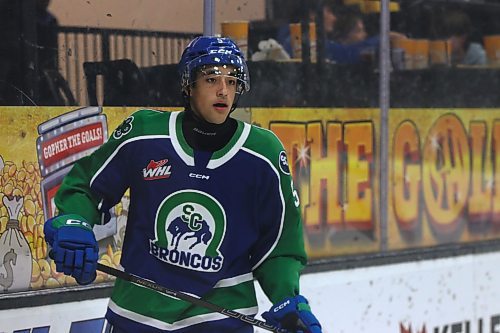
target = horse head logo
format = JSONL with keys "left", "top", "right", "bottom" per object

{"left": 167, "top": 214, "right": 213, "bottom": 251}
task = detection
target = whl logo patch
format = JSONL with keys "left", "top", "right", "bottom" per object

{"left": 150, "top": 190, "right": 226, "bottom": 272}
{"left": 143, "top": 159, "right": 171, "bottom": 180}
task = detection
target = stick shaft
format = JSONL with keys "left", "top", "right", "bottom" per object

{"left": 97, "top": 263, "right": 284, "bottom": 332}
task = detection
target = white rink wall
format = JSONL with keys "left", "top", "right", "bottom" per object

{"left": 0, "top": 298, "right": 109, "bottom": 332}
{"left": 1, "top": 251, "right": 500, "bottom": 332}
{"left": 255, "top": 251, "right": 500, "bottom": 333}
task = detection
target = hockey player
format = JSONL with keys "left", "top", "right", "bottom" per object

{"left": 44, "top": 36, "right": 322, "bottom": 333}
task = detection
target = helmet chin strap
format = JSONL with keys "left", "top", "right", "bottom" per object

{"left": 230, "top": 93, "right": 242, "bottom": 113}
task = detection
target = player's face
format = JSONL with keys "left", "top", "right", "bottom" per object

{"left": 189, "top": 65, "right": 238, "bottom": 124}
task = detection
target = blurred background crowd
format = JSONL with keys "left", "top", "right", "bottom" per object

{"left": 0, "top": 0, "right": 499, "bottom": 107}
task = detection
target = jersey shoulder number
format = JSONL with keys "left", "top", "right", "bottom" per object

{"left": 111, "top": 109, "right": 172, "bottom": 141}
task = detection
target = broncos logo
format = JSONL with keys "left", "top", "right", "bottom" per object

{"left": 151, "top": 190, "right": 225, "bottom": 271}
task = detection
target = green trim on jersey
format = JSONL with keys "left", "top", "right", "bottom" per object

{"left": 55, "top": 109, "right": 171, "bottom": 225}
{"left": 242, "top": 125, "right": 307, "bottom": 303}
{"left": 211, "top": 121, "right": 244, "bottom": 160}
{"left": 110, "top": 278, "right": 258, "bottom": 323}
{"left": 174, "top": 112, "right": 194, "bottom": 157}
{"left": 111, "top": 109, "right": 172, "bottom": 140}
{"left": 253, "top": 256, "right": 304, "bottom": 303}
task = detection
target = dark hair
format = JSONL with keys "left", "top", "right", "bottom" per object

{"left": 321, "top": 0, "right": 343, "bottom": 13}
{"left": 444, "top": 9, "right": 472, "bottom": 37}
{"left": 36, "top": 0, "right": 51, "bottom": 11}
{"left": 332, "top": 7, "right": 363, "bottom": 41}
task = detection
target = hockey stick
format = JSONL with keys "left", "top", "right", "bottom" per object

{"left": 97, "top": 263, "right": 287, "bottom": 333}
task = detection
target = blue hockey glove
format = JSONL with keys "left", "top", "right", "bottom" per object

{"left": 262, "top": 295, "right": 322, "bottom": 333}
{"left": 44, "top": 214, "right": 98, "bottom": 285}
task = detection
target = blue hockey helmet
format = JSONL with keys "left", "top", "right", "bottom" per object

{"left": 178, "top": 36, "right": 250, "bottom": 95}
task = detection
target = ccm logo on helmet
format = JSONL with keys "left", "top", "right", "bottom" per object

{"left": 209, "top": 49, "right": 233, "bottom": 55}
{"left": 273, "top": 300, "right": 291, "bottom": 313}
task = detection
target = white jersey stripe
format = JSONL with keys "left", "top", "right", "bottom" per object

{"left": 169, "top": 111, "right": 195, "bottom": 166}
{"left": 108, "top": 299, "right": 258, "bottom": 331}
{"left": 213, "top": 272, "right": 254, "bottom": 288}
{"left": 206, "top": 122, "right": 251, "bottom": 169}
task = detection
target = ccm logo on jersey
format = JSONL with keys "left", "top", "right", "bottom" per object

{"left": 143, "top": 159, "right": 171, "bottom": 180}
{"left": 189, "top": 173, "right": 210, "bottom": 180}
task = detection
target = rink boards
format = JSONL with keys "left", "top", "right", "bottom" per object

{"left": 1, "top": 251, "right": 499, "bottom": 332}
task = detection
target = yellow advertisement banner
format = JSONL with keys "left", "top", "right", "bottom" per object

{"left": 252, "top": 108, "right": 381, "bottom": 258}
{"left": 253, "top": 108, "right": 500, "bottom": 257}
{"left": 388, "top": 109, "right": 500, "bottom": 249}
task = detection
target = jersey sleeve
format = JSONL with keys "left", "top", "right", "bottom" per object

{"left": 247, "top": 127, "right": 307, "bottom": 303}
{"left": 54, "top": 109, "right": 153, "bottom": 226}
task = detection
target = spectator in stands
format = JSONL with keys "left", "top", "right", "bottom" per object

{"left": 276, "top": 0, "right": 340, "bottom": 57}
{"left": 326, "top": 7, "right": 404, "bottom": 65}
{"left": 443, "top": 9, "right": 486, "bottom": 66}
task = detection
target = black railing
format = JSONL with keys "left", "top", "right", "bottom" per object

{"left": 56, "top": 26, "right": 197, "bottom": 105}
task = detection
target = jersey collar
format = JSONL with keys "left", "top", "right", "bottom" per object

{"left": 169, "top": 111, "right": 251, "bottom": 169}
